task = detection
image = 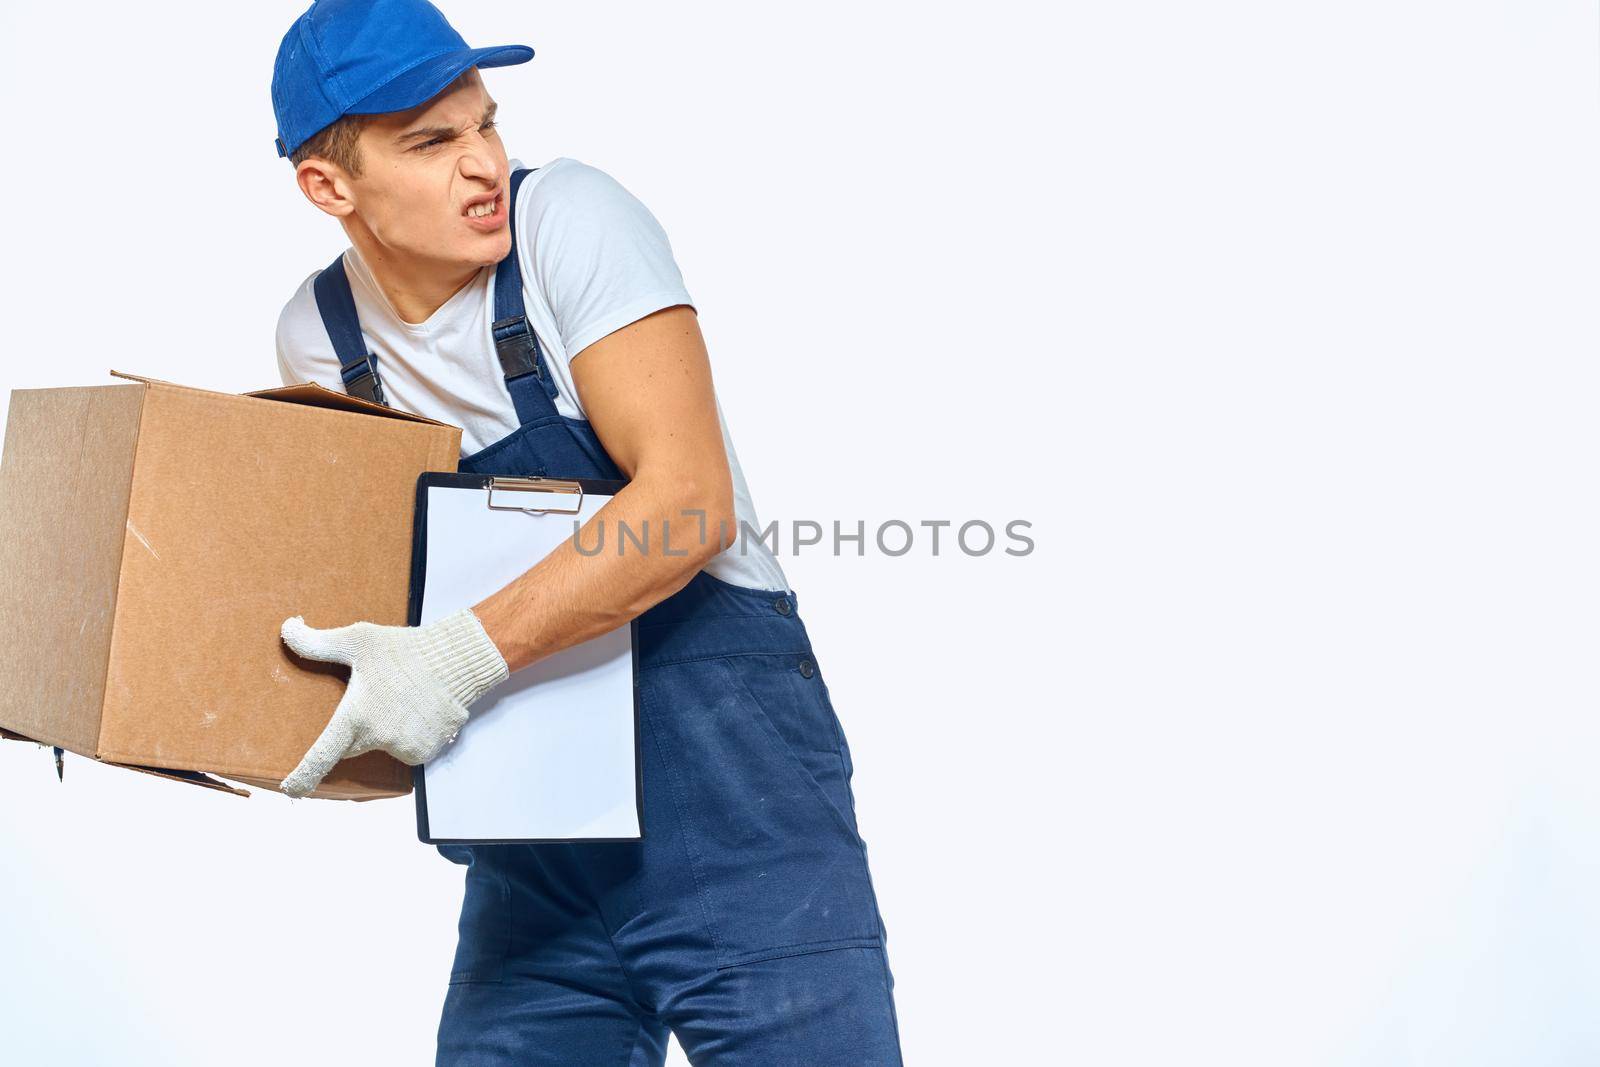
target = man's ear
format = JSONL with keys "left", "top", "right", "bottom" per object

{"left": 295, "top": 159, "right": 356, "bottom": 219}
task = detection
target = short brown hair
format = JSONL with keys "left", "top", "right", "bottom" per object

{"left": 289, "top": 113, "right": 374, "bottom": 176}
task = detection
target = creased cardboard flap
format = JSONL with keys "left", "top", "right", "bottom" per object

{"left": 107, "top": 369, "right": 187, "bottom": 390}
{"left": 111, "top": 369, "right": 454, "bottom": 429}
{"left": 247, "top": 381, "right": 452, "bottom": 426}
{"left": 111, "top": 763, "right": 252, "bottom": 797}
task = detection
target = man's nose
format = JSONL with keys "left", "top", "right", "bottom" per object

{"left": 459, "top": 143, "right": 501, "bottom": 184}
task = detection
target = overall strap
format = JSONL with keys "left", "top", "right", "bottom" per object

{"left": 312, "top": 254, "right": 387, "bottom": 406}
{"left": 493, "top": 167, "right": 562, "bottom": 425}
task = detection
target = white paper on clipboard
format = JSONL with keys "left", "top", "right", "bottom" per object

{"left": 415, "top": 478, "right": 640, "bottom": 843}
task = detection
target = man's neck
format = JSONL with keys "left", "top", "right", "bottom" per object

{"left": 347, "top": 228, "right": 481, "bottom": 326}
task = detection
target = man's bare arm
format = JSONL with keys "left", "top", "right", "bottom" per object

{"left": 470, "top": 304, "right": 735, "bottom": 672}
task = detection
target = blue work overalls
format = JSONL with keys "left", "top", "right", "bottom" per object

{"left": 313, "top": 167, "right": 904, "bottom": 1066}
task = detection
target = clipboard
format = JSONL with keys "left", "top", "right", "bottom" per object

{"left": 408, "top": 471, "right": 642, "bottom": 845}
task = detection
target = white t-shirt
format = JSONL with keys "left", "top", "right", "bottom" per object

{"left": 275, "top": 156, "right": 788, "bottom": 592}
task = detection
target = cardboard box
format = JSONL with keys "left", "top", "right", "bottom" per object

{"left": 0, "top": 371, "right": 461, "bottom": 799}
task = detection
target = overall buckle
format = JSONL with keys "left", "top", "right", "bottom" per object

{"left": 492, "top": 315, "right": 541, "bottom": 381}
{"left": 342, "top": 355, "right": 387, "bottom": 406}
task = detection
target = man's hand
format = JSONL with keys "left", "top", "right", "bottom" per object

{"left": 278, "top": 608, "right": 510, "bottom": 798}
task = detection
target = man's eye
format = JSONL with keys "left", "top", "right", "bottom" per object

{"left": 412, "top": 138, "right": 444, "bottom": 152}
{"left": 481, "top": 120, "right": 498, "bottom": 133}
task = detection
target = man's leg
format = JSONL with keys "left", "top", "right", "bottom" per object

{"left": 434, "top": 844, "right": 669, "bottom": 1067}
{"left": 604, "top": 646, "right": 904, "bottom": 1064}
{"left": 662, "top": 945, "right": 903, "bottom": 1066}
{"left": 437, "top": 976, "right": 668, "bottom": 1067}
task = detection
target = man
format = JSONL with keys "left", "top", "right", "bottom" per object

{"left": 269, "top": 1, "right": 903, "bottom": 1063}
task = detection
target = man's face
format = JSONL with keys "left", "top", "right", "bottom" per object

{"left": 341, "top": 68, "right": 512, "bottom": 270}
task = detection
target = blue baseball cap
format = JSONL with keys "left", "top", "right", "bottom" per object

{"left": 272, "top": 0, "right": 532, "bottom": 159}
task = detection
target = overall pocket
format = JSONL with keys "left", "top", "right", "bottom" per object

{"left": 640, "top": 654, "right": 884, "bottom": 970}
{"left": 438, "top": 845, "right": 513, "bottom": 984}
{"left": 457, "top": 416, "right": 560, "bottom": 477}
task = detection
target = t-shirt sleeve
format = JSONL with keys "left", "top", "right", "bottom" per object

{"left": 274, "top": 318, "right": 301, "bottom": 387}
{"left": 274, "top": 271, "right": 342, "bottom": 389}
{"left": 521, "top": 160, "right": 696, "bottom": 361}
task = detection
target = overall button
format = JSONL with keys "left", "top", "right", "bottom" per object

{"left": 798, "top": 658, "right": 816, "bottom": 679}
{"left": 774, "top": 597, "right": 793, "bottom": 616}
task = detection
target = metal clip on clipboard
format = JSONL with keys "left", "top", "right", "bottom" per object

{"left": 486, "top": 476, "right": 584, "bottom": 515}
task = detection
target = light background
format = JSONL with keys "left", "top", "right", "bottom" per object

{"left": 1, "top": 1, "right": 1596, "bottom": 1064}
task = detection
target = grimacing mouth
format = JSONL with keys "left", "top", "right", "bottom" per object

{"left": 462, "top": 189, "right": 503, "bottom": 218}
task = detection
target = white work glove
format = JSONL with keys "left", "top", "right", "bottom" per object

{"left": 278, "top": 608, "right": 510, "bottom": 798}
